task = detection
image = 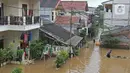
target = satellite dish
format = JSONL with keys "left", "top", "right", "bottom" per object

{"left": 115, "top": 4, "right": 125, "bottom": 15}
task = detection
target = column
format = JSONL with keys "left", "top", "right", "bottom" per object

{"left": 23, "top": 16, "right": 26, "bottom": 25}
{"left": 32, "top": 16, "right": 34, "bottom": 24}
{"left": 8, "top": 16, "right": 10, "bottom": 25}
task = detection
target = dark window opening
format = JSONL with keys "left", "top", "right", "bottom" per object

{"left": 105, "top": 4, "right": 112, "bottom": 12}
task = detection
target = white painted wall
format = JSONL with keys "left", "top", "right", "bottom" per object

{"left": 103, "top": 0, "right": 130, "bottom": 29}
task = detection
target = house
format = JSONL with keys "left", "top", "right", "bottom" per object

{"left": 55, "top": 15, "right": 81, "bottom": 34}
{"left": 87, "top": 7, "right": 96, "bottom": 14}
{"left": 0, "top": 0, "right": 41, "bottom": 52}
{"left": 39, "top": 23, "right": 83, "bottom": 54}
{"left": 56, "top": 1, "right": 88, "bottom": 15}
{"left": 40, "top": 0, "right": 60, "bottom": 22}
{"left": 102, "top": 0, "right": 130, "bottom": 30}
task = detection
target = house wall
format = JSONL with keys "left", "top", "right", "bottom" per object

{"left": 40, "top": 7, "right": 57, "bottom": 22}
{"left": 3, "top": 0, "right": 39, "bottom": 16}
{"left": 0, "top": 29, "right": 39, "bottom": 53}
{"left": 103, "top": 0, "right": 130, "bottom": 29}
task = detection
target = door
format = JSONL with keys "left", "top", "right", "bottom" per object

{"left": 0, "top": 39, "right": 4, "bottom": 49}
{"left": 22, "top": 4, "right": 27, "bottom": 16}
{"left": 0, "top": 3, "right": 4, "bottom": 25}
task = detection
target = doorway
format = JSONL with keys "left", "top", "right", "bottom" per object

{"left": 0, "top": 3, "right": 4, "bottom": 25}
{"left": 0, "top": 39, "right": 4, "bottom": 49}
{"left": 22, "top": 4, "right": 27, "bottom": 16}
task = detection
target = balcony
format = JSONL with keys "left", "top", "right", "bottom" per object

{"left": 0, "top": 16, "right": 41, "bottom": 32}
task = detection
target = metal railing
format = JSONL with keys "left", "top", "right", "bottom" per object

{"left": 34, "top": 16, "right": 40, "bottom": 24}
{"left": 0, "top": 16, "right": 40, "bottom": 25}
{"left": 0, "top": 16, "right": 8, "bottom": 25}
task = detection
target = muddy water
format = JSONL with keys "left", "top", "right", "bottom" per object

{"left": 100, "top": 48, "right": 130, "bottom": 73}
{"left": 0, "top": 44, "right": 93, "bottom": 73}
{"left": 1, "top": 44, "right": 130, "bottom": 73}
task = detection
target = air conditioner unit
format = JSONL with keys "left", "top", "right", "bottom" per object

{"left": 115, "top": 4, "right": 125, "bottom": 15}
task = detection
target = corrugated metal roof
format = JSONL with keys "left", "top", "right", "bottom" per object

{"left": 40, "top": 0, "right": 59, "bottom": 8}
{"left": 65, "top": 36, "right": 83, "bottom": 47}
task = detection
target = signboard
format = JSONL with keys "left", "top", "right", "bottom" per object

{"left": 115, "top": 4, "right": 125, "bottom": 15}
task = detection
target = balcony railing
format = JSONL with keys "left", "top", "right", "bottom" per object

{"left": 0, "top": 16, "right": 8, "bottom": 25}
{"left": 0, "top": 16, "right": 40, "bottom": 25}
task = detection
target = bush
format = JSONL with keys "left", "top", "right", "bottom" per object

{"left": 0, "top": 48, "right": 13, "bottom": 66}
{"left": 11, "top": 67, "right": 22, "bottom": 73}
{"left": 17, "top": 49, "right": 24, "bottom": 62}
{"left": 30, "top": 40, "right": 45, "bottom": 59}
{"left": 102, "top": 36, "right": 120, "bottom": 48}
{"left": 74, "top": 48, "right": 80, "bottom": 56}
{"left": 55, "top": 50, "right": 69, "bottom": 68}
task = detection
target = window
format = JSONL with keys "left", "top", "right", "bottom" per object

{"left": 52, "top": 12, "right": 54, "bottom": 21}
{"left": 105, "top": 4, "right": 112, "bottom": 12}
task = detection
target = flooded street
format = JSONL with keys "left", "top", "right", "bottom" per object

{"left": 84, "top": 45, "right": 100, "bottom": 73}
{"left": 0, "top": 43, "right": 93, "bottom": 73}
{"left": 1, "top": 43, "right": 130, "bottom": 73}
{"left": 100, "top": 48, "right": 130, "bottom": 73}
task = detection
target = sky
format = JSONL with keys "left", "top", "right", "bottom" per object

{"left": 61, "top": 0, "right": 108, "bottom": 7}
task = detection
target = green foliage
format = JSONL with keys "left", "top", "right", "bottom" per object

{"left": 30, "top": 40, "right": 45, "bottom": 59}
{"left": 74, "top": 48, "right": 80, "bottom": 56}
{"left": 17, "top": 49, "right": 24, "bottom": 62}
{"left": 102, "top": 36, "right": 120, "bottom": 48}
{"left": 11, "top": 67, "right": 22, "bottom": 73}
{"left": 79, "top": 28, "right": 86, "bottom": 37}
{"left": 58, "top": 50, "right": 69, "bottom": 60}
{"left": 0, "top": 48, "right": 13, "bottom": 66}
{"left": 55, "top": 50, "right": 69, "bottom": 68}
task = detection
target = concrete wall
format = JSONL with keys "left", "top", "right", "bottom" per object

{"left": 3, "top": 0, "right": 19, "bottom": 16}
{"left": 2, "top": 0, "right": 39, "bottom": 16}
{"left": 103, "top": 0, "right": 130, "bottom": 28}
{"left": 40, "top": 8, "right": 57, "bottom": 22}
{"left": 40, "top": 8, "right": 53, "bottom": 21}
{"left": 0, "top": 29, "right": 39, "bottom": 52}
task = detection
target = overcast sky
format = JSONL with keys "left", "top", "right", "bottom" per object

{"left": 61, "top": 0, "right": 108, "bottom": 7}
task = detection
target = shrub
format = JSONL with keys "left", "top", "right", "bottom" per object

{"left": 0, "top": 48, "right": 13, "bottom": 66}
{"left": 17, "top": 49, "right": 24, "bottom": 62}
{"left": 102, "top": 36, "right": 120, "bottom": 48}
{"left": 55, "top": 50, "right": 69, "bottom": 68}
{"left": 30, "top": 40, "right": 45, "bottom": 59}
{"left": 74, "top": 48, "right": 80, "bottom": 56}
{"left": 11, "top": 67, "right": 22, "bottom": 73}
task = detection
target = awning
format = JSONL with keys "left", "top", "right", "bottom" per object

{"left": 65, "top": 36, "right": 83, "bottom": 47}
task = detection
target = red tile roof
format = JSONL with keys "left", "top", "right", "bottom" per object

{"left": 55, "top": 16, "right": 80, "bottom": 25}
{"left": 57, "top": 1, "right": 88, "bottom": 11}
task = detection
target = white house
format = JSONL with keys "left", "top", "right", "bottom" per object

{"left": 40, "top": 0, "right": 59, "bottom": 22}
{"left": 102, "top": 0, "right": 130, "bottom": 30}
{"left": 0, "top": 0, "right": 41, "bottom": 52}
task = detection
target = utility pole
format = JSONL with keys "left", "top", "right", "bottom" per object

{"left": 69, "top": 0, "right": 73, "bottom": 58}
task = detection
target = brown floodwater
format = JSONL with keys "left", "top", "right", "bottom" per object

{"left": 100, "top": 48, "right": 130, "bottom": 73}
{"left": 0, "top": 43, "right": 130, "bottom": 73}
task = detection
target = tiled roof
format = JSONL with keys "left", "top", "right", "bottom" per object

{"left": 40, "top": 0, "right": 59, "bottom": 8}
{"left": 57, "top": 1, "right": 88, "bottom": 11}
{"left": 55, "top": 16, "right": 80, "bottom": 25}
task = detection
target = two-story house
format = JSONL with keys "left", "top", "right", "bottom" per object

{"left": 40, "top": 0, "right": 60, "bottom": 22}
{"left": 102, "top": 0, "right": 130, "bottom": 30}
{"left": 0, "top": 0, "right": 41, "bottom": 52}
